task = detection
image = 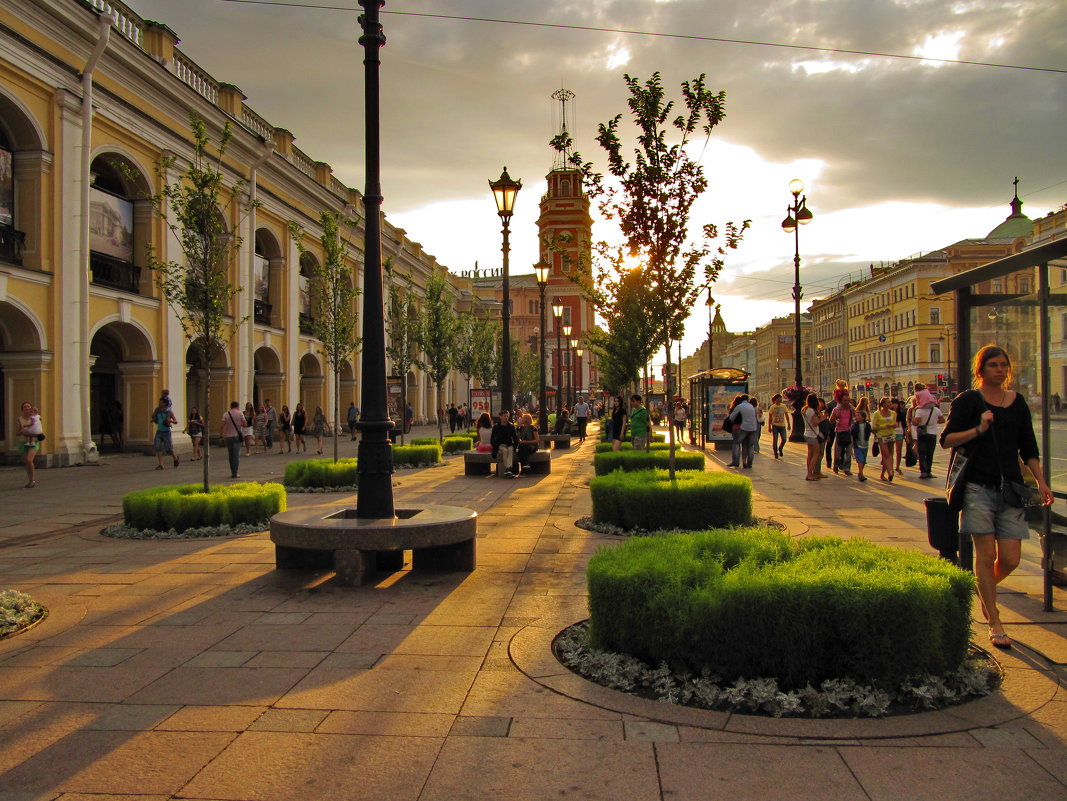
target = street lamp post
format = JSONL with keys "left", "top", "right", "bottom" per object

{"left": 782, "top": 178, "right": 813, "bottom": 442}
{"left": 576, "top": 344, "right": 584, "bottom": 403}
{"left": 562, "top": 324, "right": 572, "bottom": 408}
{"left": 552, "top": 301, "right": 564, "bottom": 415}
{"left": 489, "top": 167, "right": 521, "bottom": 415}
{"left": 534, "top": 262, "right": 550, "bottom": 434}
{"left": 815, "top": 344, "right": 824, "bottom": 398}
{"left": 706, "top": 292, "right": 715, "bottom": 370}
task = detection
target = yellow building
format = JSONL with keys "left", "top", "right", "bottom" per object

{"left": 0, "top": 0, "right": 472, "bottom": 463}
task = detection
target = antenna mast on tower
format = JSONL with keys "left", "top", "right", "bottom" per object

{"left": 551, "top": 88, "right": 575, "bottom": 170}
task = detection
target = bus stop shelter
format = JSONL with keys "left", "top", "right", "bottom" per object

{"left": 688, "top": 367, "right": 750, "bottom": 451}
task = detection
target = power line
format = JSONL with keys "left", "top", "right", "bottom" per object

{"left": 216, "top": 0, "right": 1067, "bottom": 75}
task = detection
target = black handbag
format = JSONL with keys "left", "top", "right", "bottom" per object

{"left": 945, "top": 446, "right": 971, "bottom": 511}
{"left": 983, "top": 395, "right": 1045, "bottom": 521}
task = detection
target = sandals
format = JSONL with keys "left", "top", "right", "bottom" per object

{"left": 24, "top": 481, "right": 35, "bottom": 488}
{"left": 989, "top": 630, "right": 1013, "bottom": 649}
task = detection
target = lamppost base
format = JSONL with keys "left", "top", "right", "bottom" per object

{"left": 787, "top": 409, "right": 807, "bottom": 443}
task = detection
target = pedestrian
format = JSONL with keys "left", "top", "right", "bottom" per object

{"left": 940, "top": 345, "right": 1053, "bottom": 649}
{"left": 749, "top": 396, "right": 764, "bottom": 453}
{"left": 830, "top": 392, "right": 854, "bottom": 475}
{"left": 457, "top": 404, "right": 467, "bottom": 431}
{"left": 726, "top": 394, "right": 757, "bottom": 469}
{"left": 629, "top": 394, "right": 650, "bottom": 450}
{"left": 767, "top": 393, "right": 790, "bottom": 458}
{"left": 475, "top": 412, "right": 494, "bottom": 453}
{"left": 348, "top": 401, "right": 360, "bottom": 440}
{"left": 673, "top": 401, "right": 688, "bottom": 440}
{"left": 910, "top": 389, "right": 944, "bottom": 479}
{"left": 15, "top": 401, "right": 42, "bottom": 488}
{"left": 292, "top": 402, "right": 307, "bottom": 453}
{"left": 821, "top": 397, "right": 837, "bottom": 469}
{"left": 516, "top": 412, "right": 539, "bottom": 473}
{"left": 253, "top": 404, "right": 267, "bottom": 454}
{"left": 491, "top": 409, "right": 520, "bottom": 478}
{"left": 802, "top": 393, "right": 825, "bottom": 481}
{"left": 242, "top": 402, "right": 255, "bottom": 456}
{"left": 851, "top": 409, "right": 872, "bottom": 482}
{"left": 264, "top": 398, "right": 277, "bottom": 451}
{"left": 405, "top": 402, "right": 414, "bottom": 433}
{"left": 574, "top": 395, "right": 591, "bottom": 442}
{"left": 610, "top": 395, "right": 627, "bottom": 451}
{"left": 892, "top": 397, "right": 907, "bottom": 474}
{"left": 278, "top": 405, "right": 293, "bottom": 453}
{"left": 186, "top": 406, "right": 204, "bottom": 460}
{"left": 220, "top": 401, "right": 244, "bottom": 478}
{"left": 100, "top": 398, "right": 124, "bottom": 450}
{"left": 871, "top": 396, "right": 898, "bottom": 482}
{"left": 151, "top": 396, "right": 179, "bottom": 470}
{"left": 312, "top": 405, "right": 327, "bottom": 454}
{"left": 447, "top": 403, "right": 458, "bottom": 434}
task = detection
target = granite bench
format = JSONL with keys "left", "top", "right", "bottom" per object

{"left": 540, "top": 434, "right": 572, "bottom": 450}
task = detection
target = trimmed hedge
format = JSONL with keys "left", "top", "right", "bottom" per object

{"left": 600, "top": 430, "right": 668, "bottom": 443}
{"left": 392, "top": 443, "right": 442, "bottom": 466}
{"left": 411, "top": 437, "right": 439, "bottom": 446}
{"left": 443, "top": 435, "right": 474, "bottom": 453}
{"left": 594, "top": 442, "right": 670, "bottom": 453}
{"left": 593, "top": 450, "right": 706, "bottom": 476}
{"left": 284, "top": 458, "right": 359, "bottom": 488}
{"left": 590, "top": 469, "right": 751, "bottom": 530}
{"left": 587, "top": 530, "right": 975, "bottom": 689}
{"left": 122, "top": 482, "right": 286, "bottom": 531}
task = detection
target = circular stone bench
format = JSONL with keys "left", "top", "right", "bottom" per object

{"left": 270, "top": 504, "right": 478, "bottom": 586}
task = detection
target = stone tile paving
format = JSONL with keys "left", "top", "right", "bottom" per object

{"left": 0, "top": 423, "right": 1063, "bottom": 799}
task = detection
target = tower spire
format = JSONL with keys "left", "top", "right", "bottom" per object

{"left": 550, "top": 88, "right": 575, "bottom": 171}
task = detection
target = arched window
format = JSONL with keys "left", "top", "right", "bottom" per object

{"left": 299, "top": 252, "right": 317, "bottom": 335}
{"left": 0, "top": 128, "right": 19, "bottom": 265}
{"left": 89, "top": 155, "right": 150, "bottom": 294}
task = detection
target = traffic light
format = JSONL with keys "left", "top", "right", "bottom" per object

{"left": 936, "top": 374, "right": 946, "bottom": 388}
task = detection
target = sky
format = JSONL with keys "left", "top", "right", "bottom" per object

{"left": 127, "top": 0, "right": 1067, "bottom": 365}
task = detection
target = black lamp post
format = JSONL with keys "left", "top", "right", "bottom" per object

{"left": 489, "top": 167, "right": 521, "bottom": 415}
{"left": 575, "top": 344, "right": 584, "bottom": 401}
{"left": 354, "top": 0, "right": 394, "bottom": 519}
{"left": 534, "top": 262, "right": 550, "bottom": 434}
{"left": 781, "top": 178, "right": 813, "bottom": 442}
{"left": 562, "top": 324, "right": 572, "bottom": 408}
{"left": 552, "top": 300, "right": 564, "bottom": 414}
{"left": 706, "top": 292, "right": 715, "bottom": 371}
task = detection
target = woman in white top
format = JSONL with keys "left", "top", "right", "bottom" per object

{"left": 475, "top": 412, "right": 494, "bottom": 453}
{"left": 801, "top": 393, "right": 825, "bottom": 480}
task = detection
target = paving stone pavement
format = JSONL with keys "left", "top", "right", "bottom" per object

{"left": 0, "top": 423, "right": 1064, "bottom": 801}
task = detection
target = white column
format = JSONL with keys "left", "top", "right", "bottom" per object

{"left": 285, "top": 236, "right": 300, "bottom": 408}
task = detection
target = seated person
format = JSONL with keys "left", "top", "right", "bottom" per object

{"left": 516, "top": 413, "right": 539, "bottom": 470}
{"left": 552, "top": 409, "right": 571, "bottom": 435}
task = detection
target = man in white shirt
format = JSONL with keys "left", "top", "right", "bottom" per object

{"left": 574, "top": 395, "right": 591, "bottom": 442}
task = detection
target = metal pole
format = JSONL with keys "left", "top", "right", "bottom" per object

{"left": 555, "top": 318, "right": 563, "bottom": 415}
{"left": 538, "top": 283, "right": 548, "bottom": 434}
{"left": 354, "top": 0, "right": 394, "bottom": 519}
{"left": 500, "top": 219, "right": 513, "bottom": 414}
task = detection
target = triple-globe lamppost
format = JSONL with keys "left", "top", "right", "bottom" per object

{"left": 781, "top": 178, "right": 813, "bottom": 442}
{"left": 489, "top": 168, "right": 521, "bottom": 415}
{"left": 534, "top": 262, "right": 550, "bottom": 434}
{"left": 551, "top": 300, "right": 564, "bottom": 415}
{"left": 562, "top": 324, "right": 573, "bottom": 408}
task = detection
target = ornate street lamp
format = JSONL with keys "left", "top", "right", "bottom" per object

{"left": 706, "top": 292, "right": 715, "bottom": 371}
{"left": 489, "top": 167, "right": 521, "bottom": 414}
{"left": 563, "top": 325, "right": 573, "bottom": 408}
{"left": 782, "top": 178, "right": 813, "bottom": 442}
{"left": 569, "top": 337, "right": 579, "bottom": 408}
{"left": 534, "top": 262, "right": 550, "bottom": 434}
{"left": 552, "top": 300, "right": 564, "bottom": 414}
{"left": 575, "top": 345, "right": 584, "bottom": 404}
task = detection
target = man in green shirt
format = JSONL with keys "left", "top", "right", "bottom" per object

{"left": 629, "top": 394, "right": 650, "bottom": 451}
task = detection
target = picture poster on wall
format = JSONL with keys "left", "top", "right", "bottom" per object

{"left": 89, "top": 187, "right": 134, "bottom": 261}
{"left": 709, "top": 382, "right": 748, "bottom": 433}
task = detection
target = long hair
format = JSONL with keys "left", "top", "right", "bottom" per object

{"left": 972, "top": 344, "right": 1013, "bottom": 389}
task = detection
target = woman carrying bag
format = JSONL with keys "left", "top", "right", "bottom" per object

{"left": 940, "top": 345, "right": 1052, "bottom": 650}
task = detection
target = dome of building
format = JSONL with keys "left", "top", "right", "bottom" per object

{"left": 986, "top": 183, "right": 1032, "bottom": 239}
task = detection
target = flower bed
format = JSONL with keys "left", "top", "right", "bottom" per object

{"left": 1, "top": 589, "right": 46, "bottom": 638}
{"left": 121, "top": 482, "right": 286, "bottom": 532}
{"left": 586, "top": 528, "right": 976, "bottom": 689}
{"left": 593, "top": 450, "right": 705, "bottom": 476}
{"left": 285, "top": 458, "right": 359, "bottom": 489}
{"left": 590, "top": 469, "right": 751, "bottom": 530}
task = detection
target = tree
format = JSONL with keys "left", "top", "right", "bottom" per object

{"left": 453, "top": 309, "right": 497, "bottom": 423}
{"left": 510, "top": 338, "right": 540, "bottom": 407}
{"left": 385, "top": 259, "right": 420, "bottom": 445}
{"left": 415, "top": 265, "right": 458, "bottom": 443}
{"left": 147, "top": 112, "right": 250, "bottom": 491}
{"left": 288, "top": 212, "right": 362, "bottom": 462}
{"left": 559, "top": 73, "right": 749, "bottom": 476}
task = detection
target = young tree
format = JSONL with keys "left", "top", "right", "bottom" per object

{"left": 509, "top": 338, "right": 540, "bottom": 408}
{"left": 415, "top": 265, "right": 458, "bottom": 443}
{"left": 385, "top": 259, "right": 420, "bottom": 445}
{"left": 560, "top": 73, "right": 749, "bottom": 477}
{"left": 288, "top": 212, "right": 362, "bottom": 462}
{"left": 453, "top": 309, "right": 497, "bottom": 422}
{"left": 147, "top": 112, "right": 250, "bottom": 491}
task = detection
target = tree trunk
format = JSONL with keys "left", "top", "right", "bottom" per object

{"left": 203, "top": 362, "right": 212, "bottom": 491}
{"left": 665, "top": 338, "right": 675, "bottom": 481}
{"left": 399, "top": 375, "right": 407, "bottom": 445}
{"left": 333, "top": 364, "right": 340, "bottom": 463}
{"left": 436, "top": 383, "right": 443, "bottom": 443}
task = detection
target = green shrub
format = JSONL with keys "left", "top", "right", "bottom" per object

{"left": 587, "top": 531, "right": 975, "bottom": 689}
{"left": 590, "top": 469, "right": 750, "bottom": 530}
{"left": 594, "top": 441, "right": 670, "bottom": 453}
{"left": 600, "top": 430, "right": 668, "bottom": 443}
{"left": 284, "top": 458, "right": 359, "bottom": 488}
{"left": 411, "top": 437, "right": 439, "bottom": 446}
{"left": 650, "top": 432, "right": 666, "bottom": 443}
{"left": 392, "top": 443, "right": 442, "bottom": 466}
{"left": 443, "top": 435, "right": 474, "bottom": 453}
{"left": 122, "top": 482, "right": 286, "bottom": 531}
{"left": 593, "top": 450, "right": 705, "bottom": 476}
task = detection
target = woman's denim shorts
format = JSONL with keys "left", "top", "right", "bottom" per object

{"left": 960, "top": 482, "right": 1029, "bottom": 540}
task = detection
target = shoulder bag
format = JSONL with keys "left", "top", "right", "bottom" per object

{"left": 945, "top": 390, "right": 981, "bottom": 511}
{"left": 983, "top": 399, "right": 1044, "bottom": 520}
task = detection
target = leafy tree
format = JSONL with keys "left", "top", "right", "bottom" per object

{"left": 288, "top": 212, "right": 362, "bottom": 462}
{"left": 454, "top": 309, "right": 497, "bottom": 421}
{"left": 415, "top": 265, "right": 458, "bottom": 442}
{"left": 385, "top": 259, "right": 420, "bottom": 445}
{"left": 510, "top": 338, "right": 540, "bottom": 408}
{"left": 147, "top": 113, "right": 250, "bottom": 491}
{"left": 559, "top": 73, "right": 749, "bottom": 476}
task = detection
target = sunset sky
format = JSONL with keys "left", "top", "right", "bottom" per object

{"left": 129, "top": 0, "right": 1067, "bottom": 362}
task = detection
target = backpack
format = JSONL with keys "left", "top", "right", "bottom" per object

{"left": 722, "top": 413, "right": 735, "bottom": 433}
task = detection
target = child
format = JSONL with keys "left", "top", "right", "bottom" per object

{"left": 911, "top": 382, "right": 937, "bottom": 410}
{"left": 851, "top": 410, "right": 872, "bottom": 482}
{"left": 833, "top": 378, "right": 850, "bottom": 406}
